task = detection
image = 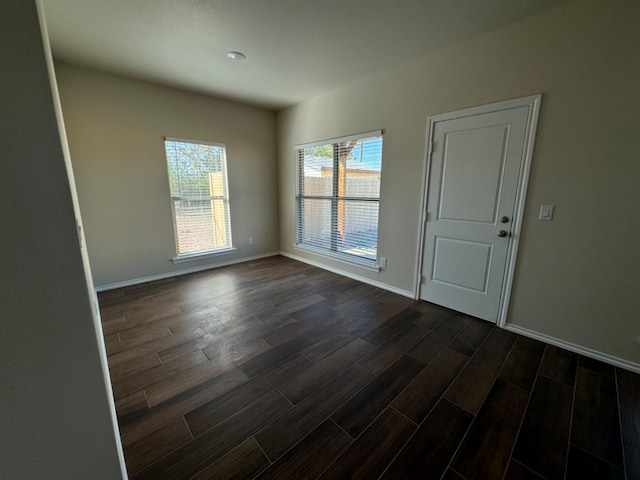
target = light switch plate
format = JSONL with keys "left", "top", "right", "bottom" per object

{"left": 539, "top": 205, "right": 554, "bottom": 220}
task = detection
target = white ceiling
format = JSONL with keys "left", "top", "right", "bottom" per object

{"left": 42, "top": 0, "right": 570, "bottom": 110}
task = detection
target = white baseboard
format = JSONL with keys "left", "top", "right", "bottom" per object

{"left": 505, "top": 324, "right": 640, "bottom": 374}
{"left": 95, "top": 251, "right": 280, "bottom": 292}
{"left": 279, "top": 250, "right": 415, "bottom": 299}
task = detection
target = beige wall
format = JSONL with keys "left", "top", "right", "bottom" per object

{"left": 56, "top": 63, "right": 278, "bottom": 287}
{"left": 277, "top": 0, "right": 640, "bottom": 365}
{"left": 0, "top": 2, "right": 124, "bottom": 478}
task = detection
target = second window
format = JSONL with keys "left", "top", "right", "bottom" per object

{"left": 296, "top": 131, "right": 383, "bottom": 266}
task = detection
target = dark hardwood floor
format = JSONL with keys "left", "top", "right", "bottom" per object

{"left": 98, "top": 255, "right": 639, "bottom": 479}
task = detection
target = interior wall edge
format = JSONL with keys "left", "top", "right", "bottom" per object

{"left": 37, "top": 2, "right": 128, "bottom": 478}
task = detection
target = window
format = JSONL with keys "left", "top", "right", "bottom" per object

{"left": 164, "top": 138, "right": 232, "bottom": 258}
{"left": 295, "top": 131, "right": 383, "bottom": 267}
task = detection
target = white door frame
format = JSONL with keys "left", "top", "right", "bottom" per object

{"left": 414, "top": 94, "right": 542, "bottom": 327}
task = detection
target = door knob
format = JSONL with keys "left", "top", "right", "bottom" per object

{"left": 498, "top": 230, "right": 508, "bottom": 238}
{"left": 500, "top": 216, "right": 510, "bottom": 223}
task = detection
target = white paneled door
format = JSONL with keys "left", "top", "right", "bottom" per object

{"left": 420, "top": 97, "right": 540, "bottom": 323}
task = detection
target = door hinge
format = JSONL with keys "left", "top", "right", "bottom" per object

{"left": 421, "top": 275, "right": 427, "bottom": 285}
{"left": 429, "top": 141, "right": 438, "bottom": 158}
{"left": 77, "top": 222, "right": 84, "bottom": 249}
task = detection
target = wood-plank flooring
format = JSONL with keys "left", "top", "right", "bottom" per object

{"left": 98, "top": 255, "right": 639, "bottom": 479}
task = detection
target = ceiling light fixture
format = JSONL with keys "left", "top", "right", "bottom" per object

{"left": 226, "top": 51, "right": 246, "bottom": 62}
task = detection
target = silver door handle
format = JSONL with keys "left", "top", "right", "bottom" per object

{"left": 498, "top": 230, "right": 508, "bottom": 238}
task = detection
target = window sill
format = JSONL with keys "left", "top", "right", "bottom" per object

{"left": 294, "top": 244, "right": 381, "bottom": 272}
{"left": 172, "top": 247, "right": 237, "bottom": 264}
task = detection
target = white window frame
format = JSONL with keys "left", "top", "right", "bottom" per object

{"left": 295, "top": 130, "right": 383, "bottom": 271}
{"left": 164, "top": 137, "right": 235, "bottom": 262}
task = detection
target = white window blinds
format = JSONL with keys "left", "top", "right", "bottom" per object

{"left": 295, "top": 131, "right": 382, "bottom": 266}
{"left": 164, "top": 138, "right": 232, "bottom": 256}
